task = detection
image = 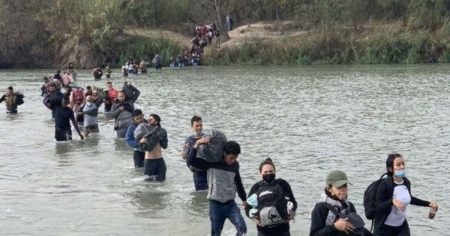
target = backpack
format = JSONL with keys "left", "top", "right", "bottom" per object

{"left": 323, "top": 203, "right": 366, "bottom": 236}
{"left": 15, "top": 94, "right": 24, "bottom": 105}
{"left": 256, "top": 181, "right": 290, "bottom": 227}
{"left": 197, "top": 129, "right": 227, "bottom": 162}
{"left": 363, "top": 173, "right": 387, "bottom": 224}
{"left": 134, "top": 123, "right": 161, "bottom": 151}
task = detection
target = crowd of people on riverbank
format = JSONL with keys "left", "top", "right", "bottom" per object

{"left": 0, "top": 68, "right": 440, "bottom": 236}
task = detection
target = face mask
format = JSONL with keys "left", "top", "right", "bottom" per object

{"left": 394, "top": 170, "right": 405, "bottom": 178}
{"left": 262, "top": 173, "right": 276, "bottom": 183}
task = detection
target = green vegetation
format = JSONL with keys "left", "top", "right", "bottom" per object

{"left": 0, "top": 0, "right": 449, "bottom": 68}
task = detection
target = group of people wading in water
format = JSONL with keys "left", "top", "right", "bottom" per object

{"left": 1, "top": 63, "right": 439, "bottom": 236}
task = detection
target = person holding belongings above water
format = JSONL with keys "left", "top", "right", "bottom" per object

{"left": 0, "top": 86, "right": 24, "bottom": 114}
{"left": 310, "top": 170, "right": 372, "bottom": 236}
{"left": 245, "top": 158, "right": 297, "bottom": 236}
{"left": 187, "top": 138, "right": 247, "bottom": 236}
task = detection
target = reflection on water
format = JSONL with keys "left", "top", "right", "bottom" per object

{"left": 0, "top": 65, "right": 449, "bottom": 235}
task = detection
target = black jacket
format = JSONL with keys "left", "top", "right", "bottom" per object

{"left": 374, "top": 176, "right": 430, "bottom": 234}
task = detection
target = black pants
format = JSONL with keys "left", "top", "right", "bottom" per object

{"left": 377, "top": 220, "right": 410, "bottom": 236}
{"left": 144, "top": 158, "right": 166, "bottom": 181}
{"left": 133, "top": 151, "right": 145, "bottom": 168}
{"left": 55, "top": 128, "right": 72, "bottom": 141}
{"left": 193, "top": 170, "right": 208, "bottom": 191}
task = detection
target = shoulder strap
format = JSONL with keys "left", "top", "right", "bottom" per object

{"left": 323, "top": 203, "right": 344, "bottom": 218}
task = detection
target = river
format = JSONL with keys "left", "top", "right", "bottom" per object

{"left": 0, "top": 65, "right": 448, "bottom": 235}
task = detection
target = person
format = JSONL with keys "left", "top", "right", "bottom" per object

{"left": 105, "top": 63, "right": 112, "bottom": 79}
{"left": 226, "top": 14, "right": 233, "bottom": 32}
{"left": 78, "top": 95, "right": 100, "bottom": 137}
{"left": 138, "top": 114, "right": 168, "bottom": 181}
{"left": 41, "top": 77, "right": 50, "bottom": 96}
{"left": 0, "top": 86, "right": 24, "bottom": 113}
{"left": 53, "top": 99, "right": 84, "bottom": 141}
{"left": 310, "top": 170, "right": 372, "bottom": 236}
{"left": 187, "top": 139, "right": 247, "bottom": 236}
{"left": 373, "top": 153, "right": 438, "bottom": 236}
{"left": 122, "top": 81, "right": 140, "bottom": 104}
{"left": 43, "top": 81, "right": 64, "bottom": 118}
{"left": 126, "top": 109, "right": 146, "bottom": 168}
{"left": 181, "top": 115, "right": 208, "bottom": 191}
{"left": 139, "top": 59, "right": 149, "bottom": 73}
{"left": 92, "top": 67, "right": 103, "bottom": 80}
{"left": 245, "top": 158, "right": 297, "bottom": 236}
{"left": 152, "top": 54, "right": 162, "bottom": 69}
{"left": 67, "top": 63, "right": 77, "bottom": 81}
{"left": 105, "top": 91, "right": 133, "bottom": 138}
{"left": 53, "top": 70, "right": 63, "bottom": 83}
{"left": 104, "top": 81, "right": 118, "bottom": 112}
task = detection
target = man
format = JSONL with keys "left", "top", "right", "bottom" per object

{"left": 54, "top": 99, "right": 84, "bottom": 141}
{"left": 138, "top": 114, "right": 168, "bottom": 181}
{"left": 187, "top": 140, "right": 247, "bottom": 236}
{"left": 126, "top": 109, "right": 146, "bottom": 168}
{"left": 43, "top": 82, "right": 64, "bottom": 118}
{"left": 104, "top": 81, "right": 118, "bottom": 112}
{"left": 181, "top": 115, "right": 208, "bottom": 191}
{"left": 0, "top": 86, "right": 24, "bottom": 113}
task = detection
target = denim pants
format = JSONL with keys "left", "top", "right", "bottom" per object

{"left": 193, "top": 170, "right": 208, "bottom": 191}
{"left": 209, "top": 200, "right": 246, "bottom": 236}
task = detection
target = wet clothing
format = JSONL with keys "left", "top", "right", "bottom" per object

{"left": 0, "top": 92, "right": 24, "bottom": 113}
{"left": 126, "top": 122, "right": 145, "bottom": 168}
{"left": 82, "top": 102, "right": 99, "bottom": 128}
{"left": 183, "top": 134, "right": 208, "bottom": 191}
{"left": 245, "top": 179, "right": 297, "bottom": 235}
{"left": 122, "top": 84, "right": 140, "bottom": 103}
{"left": 374, "top": 177, "right": 429, "bottom": 236}
{"left": 209, "top": 199, "right": 247, "bottom": 236}
{"left": 54, "top": 106, "right": 75, "bottom": 141}
{"left": 43, "top": 90, "right": 64, "bottom": 118}
{"left": 105, "top": 100, "right": 133, "bottom": 138}
{"left": 187, "top": 147, "right": 246, "bottom": 203}
{"left": 144, "top": 158, "right": 166, "bottom": 181}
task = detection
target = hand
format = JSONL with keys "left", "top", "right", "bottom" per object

{"left": 251, "top": 218, "right": 262, "bottom": 227}
{"left": 429, "top": 201, "right": 438, "bottom": 211}
{"left": 334, "top": 218, "right": 355, "bottom": 234}
{"left": 196, "top": 137, "right": 210, "bottom": 145}
{"left": 393, "top": 199, "right": 405, "bottom": 211}
{"left": 140, "top": 138, "right": 147, "bottom": 144}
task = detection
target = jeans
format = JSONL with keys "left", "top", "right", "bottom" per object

{"left": 133, "top": 150, "right": 145, "bottom": 168}
{"left": 209, "top": 200, "right": 246, "bottom": 236}
{"left": 193, "top": 170, "right": 208, "bottom": 191}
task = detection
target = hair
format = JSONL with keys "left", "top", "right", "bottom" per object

{"left": 191, "top": 115, "right": 202, "bottom": 126}
{"left": 7, "top": 86, "right": 13, "bottom": 91}
{"left": 132, "top": 109, "right": 143, "bottom": 117}
{"left": 224, "top": 141, "right": 241, "bottom": 156}
{"left": 150, "top": 113, "right": 161, "bottom": 127}
{"left": 106, "top": 81, "right": 112, "bottom": 85}
{"left": 386, "top": 153, "right": 403, "bottom": 177}
{"left": 86, "top": 86, "right": 92, "bottom": 90}
{"left": 259, "top": 158, "right": 276, "bottom": 172}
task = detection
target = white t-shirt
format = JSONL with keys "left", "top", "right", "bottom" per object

{"left": 384, "top": 184, "right": 411, "bottom": 227}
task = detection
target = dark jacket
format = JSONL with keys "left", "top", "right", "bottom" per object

{"left": 374, "top": 177, "right": 430, "bottom": 234}
{"left": 187, "top": 147, "right": 246, "bottom": 203}
{"left": 245, "top": 179, "right": 298, "bottom": 235}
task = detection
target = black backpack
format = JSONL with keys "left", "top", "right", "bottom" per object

{"left": 15, "top": 94, "right": 24, "bottom": 105}
{"left": 256, "top": 180, "right": 289, "bottom": 227}
{"left": 363, "top": 173, "right": 387, "bottom": 220}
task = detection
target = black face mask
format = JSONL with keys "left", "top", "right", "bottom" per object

{"left": 262, "top": 173, "right": 276, "bottom": 183}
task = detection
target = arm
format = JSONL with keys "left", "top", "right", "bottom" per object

{"left": 181, "top": 137, "right": 192, "bottom": 160}
{"left": 159, "top": 128, "right": 168, "bottom": 149}
{"left": 406, "top": 179, "right": 431, "bottom": 207}
{"left": 279, "top": 179, "right": 298, "bottom": 212}
{"left": 234, "top": 168, "right": 247, "bottom": 203}
{"left": 70, "top": 113, "right": 84, "bottom": 140}
{"left": 186, "top": 145, "right": 210, "bottom": 170}
{"left": 82, "top": 106, "right": 98, "bottom": 116}
{"left": 0, "top": 95, "right": 5, "bottom": 103}
{"left": 126, "top": 125, "right": 140, "bottom": 149}
{"left": 375, "top": 179, "right": 394, "bottom": 215}
{"left": 104, "top": 103, "right": 121, "bottom": 119}
{"left": 310, "top": 203, "right": 338, "bottom": 236}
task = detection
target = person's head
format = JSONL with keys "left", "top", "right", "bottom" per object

{"left": 386, "top": 153, "right": 405, "bottom": 178}
{"left": 117, "top": 91, "right": 125, "bottom": 102}
{"left": 132, "top": 109, "right": 144, "bottom": 124}
{"left": 148, "top": 114, "right": 161, "bottom": 127}
{"left": 326, "top": 170, "right": 349, "bottom": 201}
{"left": 86, "top": 95, "right": 94, "bottom": 103}
{"left": 47, "top": 82, "right": 57, "bottom": 93}
{"left": 92, "top": 90, "right": 98, "bottom": 99}
{"left": 190, "top": 115, "right": 203, "bottom": 137}
{"left": 223, "top": 141, "right": 241, "bottom": 166}
{"left": 106, "top": 81, "right": 113, "bottom": 89}
{"left": 259, "top": 158, "right": 276, "bottom": 183}
{"left": 86, "top": 86, "right": 92, "bottom": 91}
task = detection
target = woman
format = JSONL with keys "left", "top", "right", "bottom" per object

{"left": 245, "top": 158, "right": 297, "bottom": 236}
{"left": 310, "top": 170, "right": 371, "bottom": 236}
{"left": 105, "top": 91, "right": 133, "bottom": 138}
{"left": 374, "top": 153, "right": 438, "bottom": 236}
